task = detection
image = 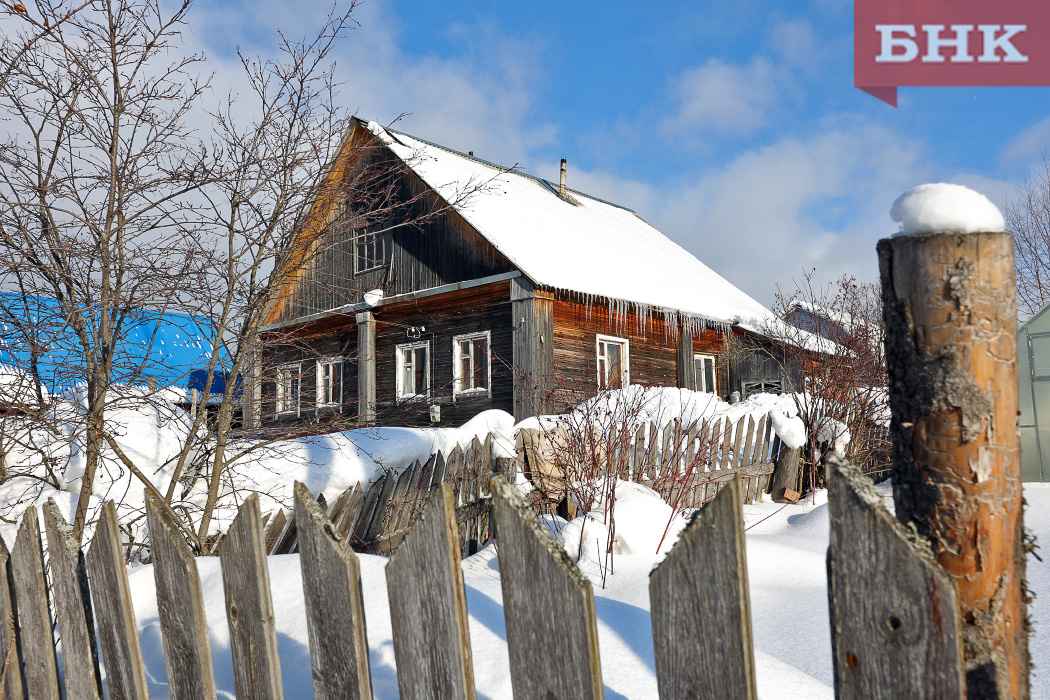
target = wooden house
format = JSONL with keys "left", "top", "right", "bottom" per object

{"left": 257, "top": 118, "right": 800, "bottom": 428}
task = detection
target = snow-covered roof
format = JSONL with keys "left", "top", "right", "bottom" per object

{"left": 364, "top": 121, "right": 777, "bottom": 331}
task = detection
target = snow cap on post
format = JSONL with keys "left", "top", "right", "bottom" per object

{"left": 890, "top": 183, "right": 1004, "bottom": 236}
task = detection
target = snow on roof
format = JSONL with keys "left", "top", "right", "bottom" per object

{"left": 365, "top": 121, "right": 777, "bottom": 330}
{"left": 890, "top": 183, "right": 1004, "bottom": 236}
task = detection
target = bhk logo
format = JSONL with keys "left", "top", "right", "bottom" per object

{"left": 855, "top": 1, "right": 1050, "bottom": 106}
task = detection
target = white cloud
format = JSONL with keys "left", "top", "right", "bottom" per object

{"left": 662, "top": 58, "right": 781, "bottom": 139}
{"left": 1000, "top": 114, "right": 1050, "bottom": 168}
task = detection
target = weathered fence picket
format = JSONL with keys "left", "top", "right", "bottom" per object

{"left": 219, "top": 495, "right": 284, "bottom": 700}
{"left": 11, "top": 507, "right": 59, "bottom": 700}
{"left": 826, "top": 455, "right": 964, "bottom": 699}
{"left": 0, "top": 536, "right": 23, "bottom": 700}
{"left": 42, "top": 501, "right": 102, "bottom": 700}
{"left": 386, "top": 484, "right": 475, "bottom": 700}
{"left": 294, "top": 482, "right": 373, "bottom": 700}
{"left": 490, "top": 475, "right": 604, "bottom": 700}
{"left": 86, "top": 501, "right": 150, "bottom": 700}
{"left": 145, "top": 492, "right": 217, "bottom": 700}
{"left": 650, "top": 476, "right": 757, "bottom": 700}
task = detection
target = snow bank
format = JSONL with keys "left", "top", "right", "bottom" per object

{"left": 890, "top": 183, "right": 1004, "bottom": 235}
{"left": 770, "top": 408, "right": 806, "bottom": 449}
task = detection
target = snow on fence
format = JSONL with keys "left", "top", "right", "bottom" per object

{"left": 0, "top": 456, "right": 965, "bottom": 700}
{"left": 256, "top": 435, "right": 512, "bottom": 560}
{"left": 517, "top": 412, "right": 784, "bottom": 509}
{"left": 251, "top": 413, "right": 788, "bottom": 563}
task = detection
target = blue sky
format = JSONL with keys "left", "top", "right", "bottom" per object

{"left": 191, "top": 0, "right": 1050, "bottom": 306}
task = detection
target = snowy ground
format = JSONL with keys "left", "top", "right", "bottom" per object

{"left": 122, "top": 481, "right": 1050, "bottom": 700}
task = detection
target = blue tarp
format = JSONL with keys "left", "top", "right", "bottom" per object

{"left": 0, "top": 294, "right": 222, "bottom": 391}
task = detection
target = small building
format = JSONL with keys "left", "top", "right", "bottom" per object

{"left": 258, "top": 119, "right": 803, "bottom": 428}
{"left": 1019, "top": 303, "right": 1050, "bottom": 481}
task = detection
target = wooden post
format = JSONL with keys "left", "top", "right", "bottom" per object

{"left": 677, "top": 322, "right": 695, "bottom": 390}
{"left": 43, "top": 501, "right": 102, "bottom": 700}
{"left": 770, "top": 444, "right": 801, "bottom": 503}
{"left": 145, "top": 492, "right": 217, "bottom": 700}
{"left": 826, "top": 454, "right": 963, "bottom": 699}
{"left": 385, "top": 485, "right": 474, "bottom": 700}
{"left": 650, "top": 476, "right": 757, "bottom": 700}
{"left": 10, "top": 507, "right": 58, "bottom": 699}
{"left": 219, "top": 495, "right": 284, "bottom": 700}
{"left": 490, "top": 475, "right": 602, "bottom": 700}
{"left": 356, "top": 311, "right": 376, "bottom": 423}
{"left": 0, "top": 536, "right": 24, "bottom": 700}
{"left": 294, "top": 483, "right": 372, "bottom": 700}
{"left": 86, "top": 502, "right": 150, "bottom": 700}
{"left": 879, "top": 230, "right": 1028, "bottom": 698}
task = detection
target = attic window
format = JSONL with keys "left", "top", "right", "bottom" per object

{"left": 354, "top": 223, "right": 392, "bottom": 274}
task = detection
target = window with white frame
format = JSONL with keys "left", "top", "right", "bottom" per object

{"left": 693, "top": 353, "right": 717, "bottom": 394}
{"left": 596, "top": 335, "right": 629, "bottom": 390}
{"left": 453, "top": 331, "right": 490, "bottom": 397}
{"left": 396, "top": 341, "right": 430, "bottom": 399}
{"left": 275, "top": 363, "right": 301, "bottom": 414}
{"left": 316, "top": 357, "right": 343, "bottom": 407}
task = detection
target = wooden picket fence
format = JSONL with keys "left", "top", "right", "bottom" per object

{"left": 252, "top": 435, "right": 511, "bottom": 560}
{"left": 0, "top": 451, "right": 964, "bottom": 700}
{"left": 517, "top": 412, "right": 782, "bottom": 510}
{"left": 253, "top": 413, "right": 784, "bottom": 564}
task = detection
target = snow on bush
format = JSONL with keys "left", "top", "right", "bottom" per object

{"left": 891, "top": 183, "right": 1004, "bottom": 235}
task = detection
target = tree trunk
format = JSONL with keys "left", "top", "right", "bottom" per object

{"left": 878, "top": 231, "right": 1029, "bottom": 699}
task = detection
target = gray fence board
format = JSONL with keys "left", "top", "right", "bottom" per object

{"left": 219, "top": 495, "right": 284, "bottom": 700}
{"left": 491, "top": 476, "right": 602, "bottom": 700}
{"left": 145, "top": 492, "right": 217, "bottom": 700}
{"left": 826, "top": 455, "right": 964, "bottom": 700}
{"left": 42, "top": 501, "right": 101, "bottom": 700}
{"left": 0, "top": 535, "right": 24, "bottom": 700}
{"left": 294, "top": 483, "right": 373, "bottom": 700}
{"left": 10, "top": 507, "right": 58, "bottom": 700}
{"left": 386, "top": 484, "right": 475, "bottom": 700}
{"left": 649, "top": 476, "right": 757, "bottom": 700}
{"left": 86, "top": 502, "right": 149, "bottom": 700}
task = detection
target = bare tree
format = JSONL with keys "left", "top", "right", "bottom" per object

{"left": 1004, "top": 154, "right": 1050, "bottom": 320}
{"left": 755, "top": 270, "right": 889, "bottom": 487}
{"left": 0, "top": 0, "right": 212, "bottom": 540}
{"left": 0, "top": 0, "right": 504, "bottom": 550}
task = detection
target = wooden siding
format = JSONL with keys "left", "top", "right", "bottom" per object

{"left": 270, "top": 126, "right": 515, "bottom": 325}
{"left": 372, "top": 282, "right": 513, "bottom": 426}
{"left": 548, "top": 296, "right": 730, "bottom": 412}
{"left": 263, "top": 281, "right": 513, "bottom": 428}
{"left": 511, "top": 278, "right": 555, "bottom": 421}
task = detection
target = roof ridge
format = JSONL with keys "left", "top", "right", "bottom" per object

{"left": 384, "top": 125, "right": 637, "bottom": 213}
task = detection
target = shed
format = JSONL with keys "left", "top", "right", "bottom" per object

{"left": 1019, "top": 302, "right": 1050, "bottom": 481}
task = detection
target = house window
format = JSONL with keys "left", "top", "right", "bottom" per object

{"left": 354, "top": 224, "right": 393, "bottom": 274}
{"left": 396, "top": 341, "right": 430, "bottom": 399}
{"left": 453, "top": 331, "right": 490, "bottom": 397}
{"left": 596, "top": 335, "right": 629, "bottom": 390}
{"left": 316, "top": 357, "right": 343, "bottom": 407}
{"left": 694, "top": 354, "right": 717, "bottom": 394}
{"left": 276, "top": 363, "right": 301, "bottom": 414}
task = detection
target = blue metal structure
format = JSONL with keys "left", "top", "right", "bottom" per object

{"left": 0, "top": 294, "right": 221, "bottom": 392}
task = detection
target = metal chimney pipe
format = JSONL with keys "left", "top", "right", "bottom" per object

{"left": 559, "top": 158, "right": 567, "bottom": 196}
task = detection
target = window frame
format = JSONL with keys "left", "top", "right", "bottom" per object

{"left": 452, "top": 330, "right": 492, "bottom": 398}
{"left": 595, "top": 334, "right": 630, "bottom": 390}
{"left": 275, "top": 362, "right": 302, "bottom": 416}
{"left": 353, "top": 223, "right": 393, "bottom": 275}
{"left": 693, "top": 353, "right": 717, "bottom": 394}
{"left": 316, "top": 356, "right": 344, "bottom": 410}
{"left": 396, "top": 340, "right": 431, "bottom": 400}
